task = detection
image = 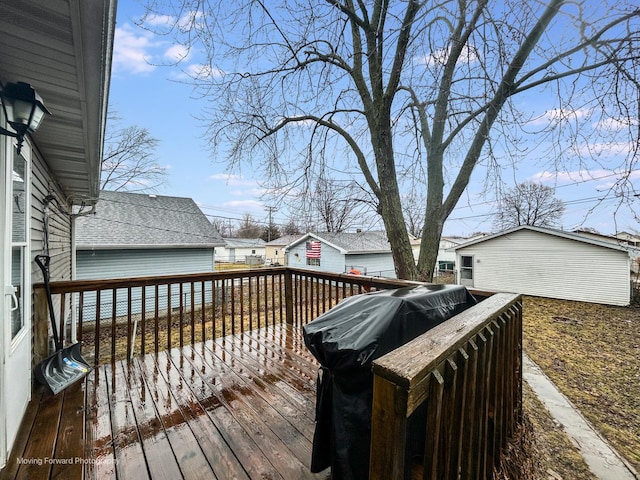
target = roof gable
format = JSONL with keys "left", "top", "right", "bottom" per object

{"left": 286, "top": 231, "right": 391, "bottom": 254}
{"left": 455, "top": 225, "right": 635, "bottom": 253}
{"left": 223, "top": 238, "right": 266, "bottom": 248}
{"left": 76, "top": 191, "right": 224, "bottom": 248}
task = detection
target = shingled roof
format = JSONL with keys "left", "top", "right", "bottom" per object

{"left": 76, "top": 191, "right": 224, "bottom": 249}
{"left": 286, "top": 231, "right": 391, "bottom": 254}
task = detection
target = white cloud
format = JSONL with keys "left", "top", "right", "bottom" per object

{"left": 188, "top": 63, "right": 224, "bottom": 80}
{"left": 164, "top": 44, "right": 190, "bottom": 63}
{"left": 210, "top": 173, "right": 257, "bottom": 187}
{"left": 593, "top": 116, "right": 639, "bottom": 131}
{"left": 223, "top": 199, "right": 264, "bottom": 211}
{"left": 143, "top": 14, "right": 175, "bottom": 27}
{"left": 530, "top": 168, "right": 640, "bottom": 187}
{"left": 414, "top": 44, "right": 480, "bottom": 67}
{"left": 574, "top": 141, "right": 633, "bottom": 158}
{"left": 113, "top": 25, "right": 157, "bottom": 74}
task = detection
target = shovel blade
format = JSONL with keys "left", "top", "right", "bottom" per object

{"left": 35, "top": 343, "right": 92, "bottom": 395}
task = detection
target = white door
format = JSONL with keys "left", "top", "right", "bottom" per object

{"left": 1, "top": 138, "right": 32, "bottom": 467}
{"left": 459, "top": 254, "right": 474, "bottom": 287}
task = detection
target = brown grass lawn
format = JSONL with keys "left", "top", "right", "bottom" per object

{"left": 522, "top": 296, "right": 640, "bottom": 475}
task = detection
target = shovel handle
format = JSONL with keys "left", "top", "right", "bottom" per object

{"left": 34, "top": 254, "right": 62, "bottom": 351}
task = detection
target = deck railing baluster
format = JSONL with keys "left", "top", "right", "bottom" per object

{"left": 154, "top": 284, "right": 160, "bottom": 354}
{"left": 126, "top": 287, "right": 132, "bottom": 360}
{"left": 179, "top": 282, "right": 184, "bottom": 348}
{"left": 110, "top": 289, "right": 117, "bottom": 363}
{"left": 41, "top": 268, "right": 422, "bottom": 364}
{"left": 141, "top": 286, "right": 146, "bottom": 357}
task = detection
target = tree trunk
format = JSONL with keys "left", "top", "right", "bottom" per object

{"left": 374, "top": 125, "right": 418, "bottom": 281}
{"left": 417, "top": 210, "right": 444, "bottom": 282}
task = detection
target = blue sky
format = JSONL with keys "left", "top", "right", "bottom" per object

{"left": 109, "top": 1, "right": 639, "bottom": 237}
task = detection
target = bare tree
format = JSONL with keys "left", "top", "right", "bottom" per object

{"left": 403, "top": 193, "right": 427, "bottom": 238}
{"left": 210, "top": 216, "right": 233, "bottom": 237}
{"left": 494, "top": 182, "right": 565, "bottom": 230}
{"left": 142, "top": 1, "right": 640, "bottom": 280}
{"left": 101, "top": 113, "right": 166, "bottom": 192}
{"left": 303, "top": 177, "right": 369, "bottom": 232}
{"left": 281, "top": 218, "right": 303, "bottom": 236}
{"left": 236, "top": 213, "right": 263, "bottom": 238}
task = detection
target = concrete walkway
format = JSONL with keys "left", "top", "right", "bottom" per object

{"left": 523, "top": 353, "right": 639, "bottom": 480}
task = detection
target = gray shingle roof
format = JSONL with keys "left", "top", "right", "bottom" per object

{"left": 223, "top": 238, "right": 266, "bottom": 248}
{"left": 265, "top": 234, "right": 304, "bottom": 246}
{"left": 76, "top": 191, "right": 224, "bottom": 249}
{"left": 288, "top": 231, "right": 391, "bottom": 254}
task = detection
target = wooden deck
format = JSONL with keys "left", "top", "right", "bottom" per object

{"left": 1, "top": 324, "right": 331, "bottom": 480}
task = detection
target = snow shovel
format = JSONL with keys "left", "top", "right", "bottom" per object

{"left": 34, "top": 255, "right": 91, "bottom": 395}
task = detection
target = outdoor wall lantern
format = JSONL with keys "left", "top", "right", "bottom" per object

{"left": 0, "top": 81, "right": 51, "bottom": 154}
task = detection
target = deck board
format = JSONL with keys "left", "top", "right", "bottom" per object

{"left": 0, "top": 324, "right": 330, "bottom": 480}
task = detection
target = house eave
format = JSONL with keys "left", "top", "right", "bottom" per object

{"left": 0, "top": 0, "right": 117, "bottom": 204}
{"left": 77, "top": 243, "right": 225, "bottom": 251}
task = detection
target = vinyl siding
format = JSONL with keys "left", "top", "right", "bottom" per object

{"left": 287, "top": 241, "right": 346, "bottom": 273}
{"left": 456, "top": 229, "right": 630, "bottom": 306}
{"left": 31, "top": 151, "right": 72, "bottom": 283}
{"left": 287, "top": 241, "right": 397, "bottom": 277}
{"left": 345, "top": 253, "right": 396, "bottom": 278}
{"left": 77, "top": 248, "right": 215, "bottom": 280}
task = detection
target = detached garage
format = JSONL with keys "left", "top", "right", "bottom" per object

{"left": 454, "top": 225, "right": 634, "bottom": 306}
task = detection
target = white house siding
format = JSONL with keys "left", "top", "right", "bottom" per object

{"left": 77, "top": 248, "right": 215, "bottom": 280}
{"left": 345, "top": 253, "right": 396, "bottom": 278}
{"left": 456, "top": 229, "right": 630, "bottom": 306}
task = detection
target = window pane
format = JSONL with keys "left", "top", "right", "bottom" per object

{"left": 12, "top": 150, "right": 27, "bottom": 243}
{"left": 11, "top": 247, "right": 24, "bottom": 338}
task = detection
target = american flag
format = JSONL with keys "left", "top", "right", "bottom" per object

{"left": 306, "top": 241, "right": 321, "bottom": 259}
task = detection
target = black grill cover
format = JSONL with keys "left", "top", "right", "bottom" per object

{"left": 303, "top": 284, "right": 477, "bottom": 480}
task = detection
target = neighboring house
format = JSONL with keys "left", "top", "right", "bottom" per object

{"left": 265, "top": 234, "right": 303, "bottom": 265}
{"left": 75, "top": 191, "right": 225, "bottom": 279}
{"left": 454, "top": 225, "right": 635, "bottom": 306}
{"left": 410, "top": 235, "right": 468, "bottom": 273}
{"left": 615, "top": 231, "right": 640, "bottom": 247}
{"left": 285, "top": 231, "right": 397, "bottom": 278}
{"left": 216, "top": 238, "right": 266, "bottom": 263}
{"left": 0, "top": 1, "right": 116, "bottom": 469}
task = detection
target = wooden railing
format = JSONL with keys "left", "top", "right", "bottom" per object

{"left": 369, "top": 292, "right": 523, "bottom": 480}
{"left": 33, "top": 267, "right": 410, "bottom": 365}
{"left": 33, "top": 268, "right": 523, "bottom": 479}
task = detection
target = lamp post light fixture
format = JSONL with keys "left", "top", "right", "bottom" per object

{"left": 0, "top": 81, "right": 51, "bottom": 154}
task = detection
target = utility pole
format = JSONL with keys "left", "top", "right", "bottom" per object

{"left": 265, "top": 206, "right": 276, "bottom": 242}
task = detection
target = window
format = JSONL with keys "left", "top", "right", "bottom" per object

{"left": 252, "top": 249, "right": 256, "bottom": 254}
{"left": 307, "top": 258, "right": 320, "bottom": 266}
{"left": 438, "top": 260, "right": 455, "bottom": 272}
{"left": 460, "top": 255, "right": 473, "bottom": 280}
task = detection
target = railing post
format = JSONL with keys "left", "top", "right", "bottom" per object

{"left": 369, "top": 376, "right": 408, "bottom": 480}
{"left": 33, "top": 285, "right": 50, "bottom": 367}
{"left": 284, "top": 269, "right": 294, "bottom": 326}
